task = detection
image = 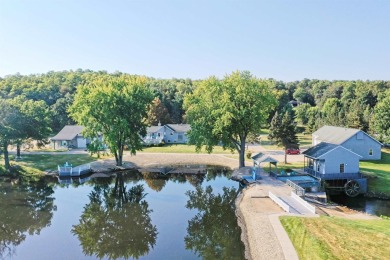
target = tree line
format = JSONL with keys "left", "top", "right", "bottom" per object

{"left": 1, "top": 70, "right": 389, "bottom": 171}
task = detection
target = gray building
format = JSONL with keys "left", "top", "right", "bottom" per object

{"left": 164, "top": 124, "right": 191, "bottom": 144}
{"left": 303, "top": 142, "right": 362, "bottom": 178}
{"left": 312, "top": 125, "right": 382, "bottom": 160}
{"left": 51, "top": 125, "right": 89, "bottom": 149}
{"left": 303, "top": 142, "right": 367, "bottom": 196}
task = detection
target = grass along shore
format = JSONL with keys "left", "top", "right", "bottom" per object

{"left": 0, "top": 154, "right": 100, "bottom": 174}
{"left": 280, "top": 215, "right": 390, "bottom": 260}
{"left": 361, "top": 148, "right": 390, "bottom": 193}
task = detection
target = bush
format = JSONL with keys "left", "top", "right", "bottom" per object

{"left": 246, "top": 151, "right": 252, "bottom": 159}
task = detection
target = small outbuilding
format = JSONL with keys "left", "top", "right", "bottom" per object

{"left": 251, "top": 152, "right": 279, "bottom": 174}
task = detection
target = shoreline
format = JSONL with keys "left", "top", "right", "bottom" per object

{"left": 235, "top": 189, "right": 252, "bottom": 260}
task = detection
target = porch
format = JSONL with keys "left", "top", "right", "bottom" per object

{"left": 304, "top": 167, "right": 362, "bottom": 180}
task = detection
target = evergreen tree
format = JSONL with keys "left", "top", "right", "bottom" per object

{"left": 268, "top": 108, "right": 299, "bottom": 163}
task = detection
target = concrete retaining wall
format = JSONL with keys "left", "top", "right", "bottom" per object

{"left": 291, "top": 192, "right": 316, "bottom": 214}
{"left": 269, "top": 191, "right": 290, "bottom": 213}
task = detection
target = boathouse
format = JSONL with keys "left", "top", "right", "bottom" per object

{"left": 312, "top": 125, "right": 382, "bottom": 160}
{"left": 303, "top": 142, "right": 367, "bottom": 197}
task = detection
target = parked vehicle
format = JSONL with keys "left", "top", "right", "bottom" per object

{"left": 285, "top": 148, "right": 300, "bottom": 155}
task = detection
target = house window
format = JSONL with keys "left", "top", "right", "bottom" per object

{"left": 369, "top": 148, "right": 373, "bottom": 156}
{"left": 158, "top": 133, "right": 161, "bottom": 137}
{"left": 170, "top": 132, "right": 173, "bottom": 135}
{"left": 317, "top": 163, "right": 320, "bottom": 172}
{"left": 178, "top": 134, "right": 183, "bottom": 141}
{"left": 340, "top": 164, "right": 345, "bottom": 173}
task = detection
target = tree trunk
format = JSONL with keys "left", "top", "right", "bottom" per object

{"left": 284, "top": 146, "right": 288, "bottom": 164}
{"left": 3, "top": 140, "right": 10, "bottom": 171}
{"left": 239, "top": 140, "right": 246, "bottom": 168}
{"left": 16, "top": 143, "right": 21, "bottom": 159}
{"left": 116, "top": 144, "right": 123, "bottom": 166}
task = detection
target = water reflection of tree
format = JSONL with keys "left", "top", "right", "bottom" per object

{"left": 185, "top": 186, "right": 245, "bottom": 260}
{"left": 72, "top": 173, "right": 158, "bottom": 259}
{"left": 142, "top": 172, "right": 168, "bottom": 192}
{"left": 205, "top": 166, "right": 231, "bottom": 181}
{"left": 0, "top": 177, "right": 55, "bottom": 259}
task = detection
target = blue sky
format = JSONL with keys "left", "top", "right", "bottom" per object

{"left": 1, "top": 1, "right": 389, "bottom": 81}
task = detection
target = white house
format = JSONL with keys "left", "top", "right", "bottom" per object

{"left": 51, "top": 125, "right": 89, "bottom": 149}
{"left": 163, "top": 124, "right": 191, "bottom": 144}
{"left": 143, "top": 124, "right": 191, "bottom": 145}
{"left": 312, "top": 125, "right": 382, "bottom": 160}
{"left": 143, "top": 125, "right": 165, "bottom": 145}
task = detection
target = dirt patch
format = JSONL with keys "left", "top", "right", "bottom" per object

{"left": 251, "top": 197, "right": 285, "bottom": 214}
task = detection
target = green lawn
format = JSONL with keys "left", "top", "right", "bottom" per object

{"left": 280, "top": 216, "right": 390, "bottom": 260}
{"left": 141, "top": 144, "right": 235, "bottom": 154}
{"left": 360, "top": 149, "right": 390, "bottom": 193}
{"left": 277, "top": 162, "right": 305, "bottom": 172}
{"left": 258, "top": 128, "right": 312, "bottom": 150}
{"left": 11, "top": 154, "right": 98, "bottom": 171}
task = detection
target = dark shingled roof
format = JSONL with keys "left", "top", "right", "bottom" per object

{"left": 166, "top": 124, "right": 191, "bottom": 133}
{"left": 302, "top": 142, "right": 338, "bottom": 159}
{"left": 51, "top": 125, "right": 84, "bottom": 141}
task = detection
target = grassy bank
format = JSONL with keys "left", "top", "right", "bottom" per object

{"left": 0, "top": 154, "right": 98, "bottom": 174}
{"left": 280, "top": 216, "right": 390, "bottom": 260}
{"left": 360, "top": 149, "right": 390, "bottom": 193}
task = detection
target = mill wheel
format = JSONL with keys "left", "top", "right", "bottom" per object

{"left": 344, "top": 180, "right": 360, "bottom": 197}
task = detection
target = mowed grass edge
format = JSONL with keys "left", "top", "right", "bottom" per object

{"left": 280, "top": 216, "right": 390, "bottom": 260}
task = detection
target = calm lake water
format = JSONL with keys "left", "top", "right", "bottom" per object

{"left": 329, "top": 194, "right": 390, "bottom": 217}
{"left": 0, "top": 167, "right": 245, "bottom": 260}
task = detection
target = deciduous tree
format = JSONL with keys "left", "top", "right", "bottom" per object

{"left": 184, "top": 71, "right": 276, "bottom": 168}
{"left": 372, "top": 94, "right": 390, "bottom": 143}
{"left": 69, "top": 75, "right": 153, "bottom": 166}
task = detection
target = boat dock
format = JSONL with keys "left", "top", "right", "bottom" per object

{"left": 236, "top": 167, "right": 319, "bottom": 260}
{"left": 232, "top": 166, "right": 317, "bottom": 215}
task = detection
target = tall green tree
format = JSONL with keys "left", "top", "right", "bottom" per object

{"left": 145, "top": 97, "right": 171, "bottom": 125}
{"left": 69, "top": 75, "right": 153, "bottom": 166}
{"left": 13, "top": 97, "right": 52, "bottom": 158}
{"left": 184, "top": 71, "right": 276, "bottom": 168}
{"left": 0, "top": 99, "right": 21, "bottom": 170}
{"left": 268, "top": 109, "right": 299, "bottom": 163}
{"left": 372, "top": 94, "right": 390, "bottom": 143}
{"left": 0, "top": 98, "right": 51, "bottom": 171}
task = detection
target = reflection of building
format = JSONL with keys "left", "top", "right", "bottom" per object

{"left": 51, "top": 125, "right": 89, "bottom": 149}
{"left": 143, "top": 123, "right": 191, "bottom": 145}
{"left": 312, "top": 125, "right": 382, "bottom": 160}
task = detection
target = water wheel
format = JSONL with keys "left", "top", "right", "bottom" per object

{"left": 344, "top": 180, "right": 360, "bottom": 197}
